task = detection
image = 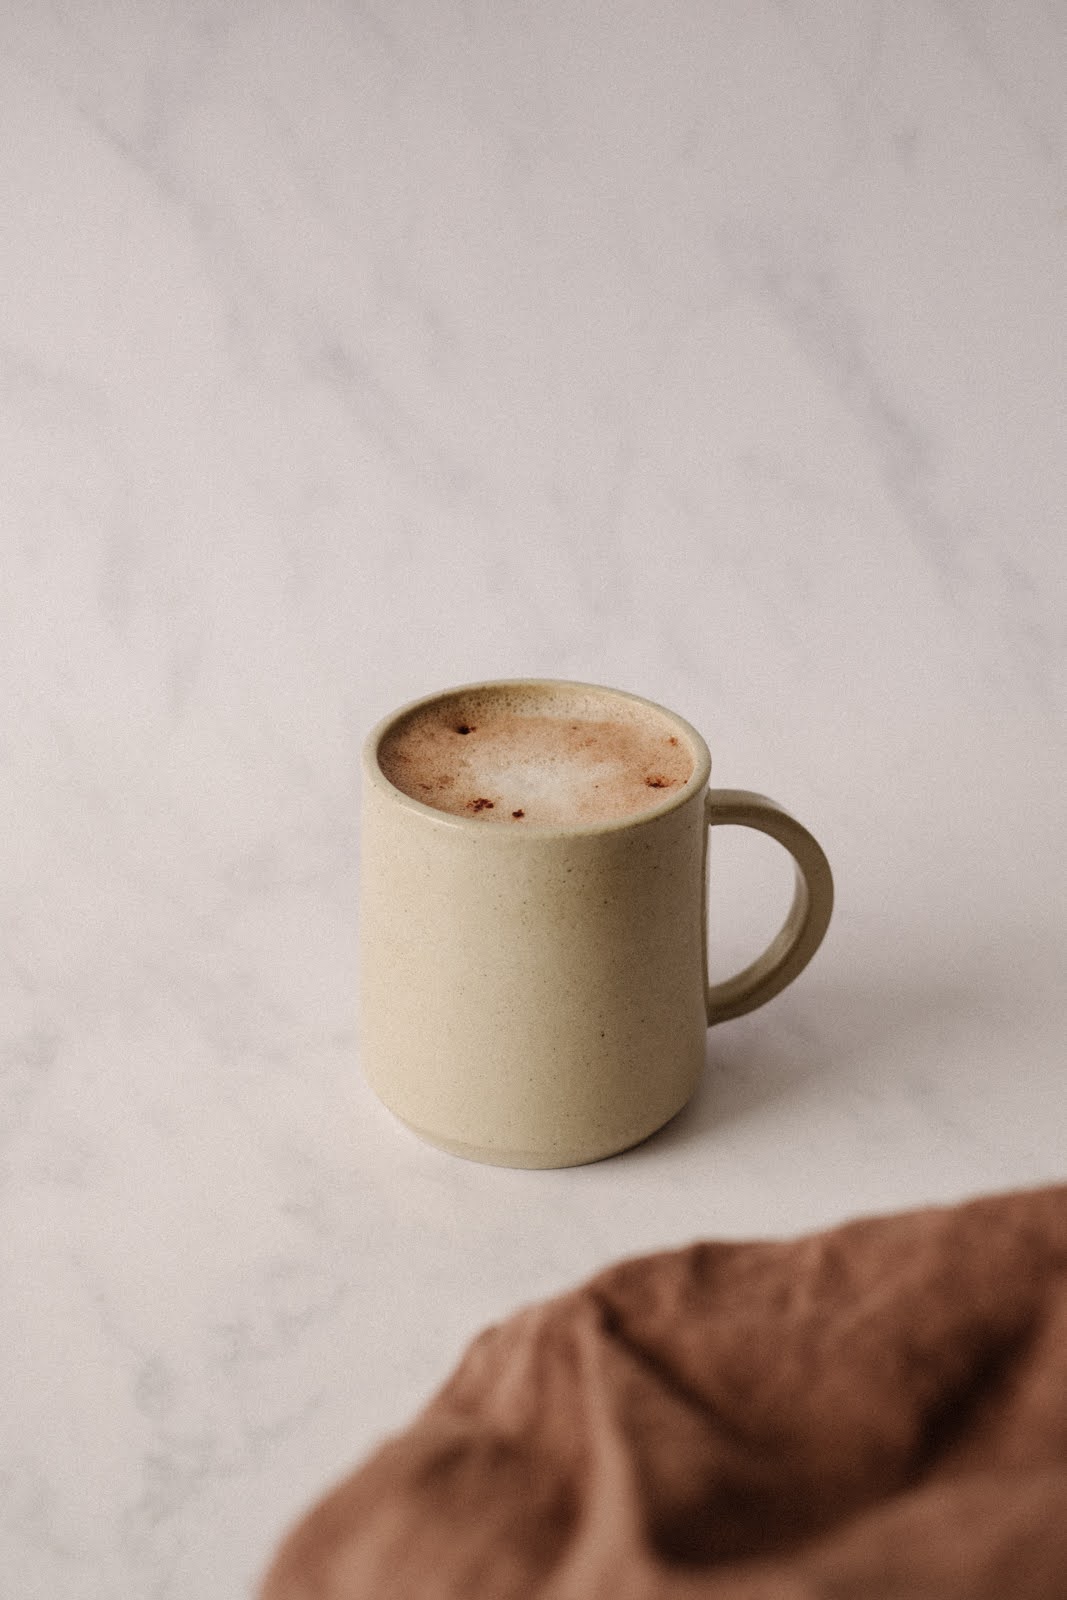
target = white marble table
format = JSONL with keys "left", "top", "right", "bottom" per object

{"left": 2, "top": 4, "right": 1065, "bottom": 1596}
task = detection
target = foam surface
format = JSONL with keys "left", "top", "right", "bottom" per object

{"left": 377, "top": 688, "right": 695, "bottom": 825}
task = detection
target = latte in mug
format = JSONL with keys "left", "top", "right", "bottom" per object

{"left": 377, "top": 683, "right": 695, "bottom": 826}
{"left": 363, "top": 678, "right": 834, "bottom": 1166}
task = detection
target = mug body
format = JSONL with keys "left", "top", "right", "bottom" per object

{"left": 360, "top": 681, "right": 712, "bottom": 1168}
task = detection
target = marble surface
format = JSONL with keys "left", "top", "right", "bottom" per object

{"left": 2, "top": 3, "right": 1065, "bottom": 1595}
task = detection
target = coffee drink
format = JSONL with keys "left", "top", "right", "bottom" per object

{"left": 363, "top": 678, "right": 834, "bottom": 1166}
{"left": 377, "top": 684, "right": 695, "bottom": 826}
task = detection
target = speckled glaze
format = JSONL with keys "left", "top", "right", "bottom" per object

{"left": 361, "top": 681, "right": 833, "bottom": 1168}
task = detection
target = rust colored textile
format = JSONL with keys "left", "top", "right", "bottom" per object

{"left": 262, "top": 1185, "right": 1067, "bottom": 1599}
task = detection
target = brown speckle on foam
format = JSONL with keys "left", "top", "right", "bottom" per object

{"left": 469, "top": 797, "right": 494, "bottom": 812}
{"left": 455, "top": 724, "right": 474, "bottom": 735}
{"left": 646, "top": 775, "right": 671, "bottom": 789}
{"left": 512, "top": 809, "right": 525, "bottom": 819}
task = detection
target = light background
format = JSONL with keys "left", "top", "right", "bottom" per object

{"left": 1, "top": 4, "right": 1065, "bottom": 1596}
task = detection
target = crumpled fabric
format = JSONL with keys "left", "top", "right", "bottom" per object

{"left": 261, "top": 1184, "right": 1067, "bottom": 1599}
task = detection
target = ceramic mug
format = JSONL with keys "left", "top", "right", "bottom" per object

{"left": 360, "top": 680, "right": 833, "bottom": 1168}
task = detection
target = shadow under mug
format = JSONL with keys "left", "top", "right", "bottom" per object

{"left": 360, "top": 679, "right": 833, "bottom": 1168}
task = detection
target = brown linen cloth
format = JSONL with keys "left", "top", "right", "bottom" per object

{"left": 261, "top": 1184, "right": 1067, "bottom": 1599}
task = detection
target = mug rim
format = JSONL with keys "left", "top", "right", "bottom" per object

{"left": 363, "top": 678, "right": 713, "bottom": 837}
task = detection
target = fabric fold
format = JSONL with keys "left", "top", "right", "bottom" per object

{"left": 262, "top": 1184, "right": 1067, "bottom": 1599}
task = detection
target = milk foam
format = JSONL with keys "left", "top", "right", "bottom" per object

{"left": 378, "top": 688, "right": 695, "bottom": 825}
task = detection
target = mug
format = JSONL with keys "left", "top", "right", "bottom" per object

{"left": 360, "top": 680, "right": 833, "bottom": 1168}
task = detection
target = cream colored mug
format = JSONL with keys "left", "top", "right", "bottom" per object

{"left": 360, "top": 680, "right": 833, "bottom": 1168}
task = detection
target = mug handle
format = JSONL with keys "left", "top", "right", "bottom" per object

{"left": 704, "top": 789, "right": 834, "bottom": 1026}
